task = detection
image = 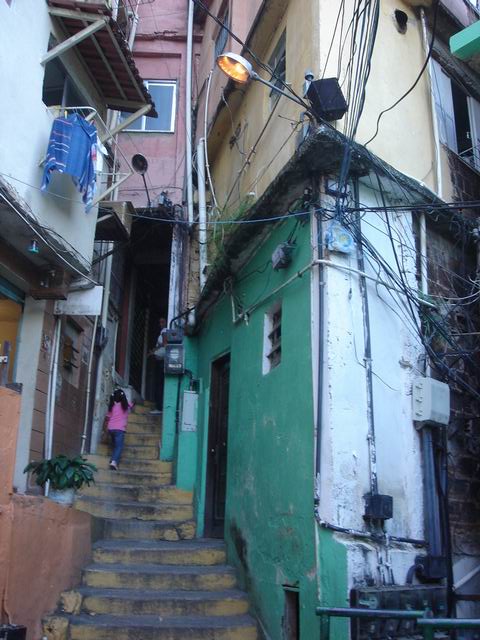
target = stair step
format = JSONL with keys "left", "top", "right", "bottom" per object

{"left": 104, "top": 518, "right": 196, "bottom": 541}
{"left": 81, "top": 483, "right": 192, "bottom": 504}
{"left": 79, "top": 587, "right": 248, "bottom": 616}
{"left": 92, "top": 539, "right": 226, "bottom": 565}
{"left": 123, "top": 433, "right": 160, "bottom": 446}
{"left": 75, "top": 496, "right": 193, "bottom": 521}
{"left": 96, "top": 443, "right": 159, "bottom": 460}
{"left": 82, "top": 563, "right": 237, "bottom": 591}
{"left": 87, "top": 454, "right": 170, "bottom": 474}
{"left": 123, "top": 418, "right": 161, "bottom": 434}
{"left": 94, "top": 469, "right": 172, "bottom": 485}
{"left": 128, "top": 413, "right": 162, "bottom": 425}
{"left": 69, "top": 613, "right": 257, "bottom": 640}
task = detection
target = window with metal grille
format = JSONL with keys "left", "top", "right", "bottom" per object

{"left": 268, "top": 31, "right": 286, "bottom": 108}
{"left": 263, "top": 302, "right": 282, "bottom": 374}
{"left": 214, "top": 6, "right": 229, "bottom": 59}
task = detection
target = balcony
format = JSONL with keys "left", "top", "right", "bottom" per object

{"left": 44, "top": 0, "right": 157, "bottom": 119}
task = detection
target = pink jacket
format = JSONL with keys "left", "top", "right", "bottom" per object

{"left": 106, "top": 401, "right": 134, "bottom": 431}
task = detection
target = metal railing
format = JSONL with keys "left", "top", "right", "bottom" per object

{"left": 316, "top": 606, "right": 480, "bottom": 639}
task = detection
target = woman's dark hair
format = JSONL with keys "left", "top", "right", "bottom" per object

{"left": 108, "top": 388, "right": 129, "bottom": 411}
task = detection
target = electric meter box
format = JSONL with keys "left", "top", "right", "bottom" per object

{"left": 412, "top": 377, "right": 450, "bottom": 426}
{"left": 164, "top": 344, "right": 185, "bottom": 375}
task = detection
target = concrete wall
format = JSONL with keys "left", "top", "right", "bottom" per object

{"left": 0, "top": 387, "right": 92, "bottom": 640}
{"left": 0, "top": 2, "right": 104, "bottom": 265}
{"left": 316, "top": 181, "right": 425, "bottom": 606}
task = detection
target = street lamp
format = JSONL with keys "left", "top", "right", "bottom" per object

{"left": 216, "top": 52, "right": 307, "bottom": 108}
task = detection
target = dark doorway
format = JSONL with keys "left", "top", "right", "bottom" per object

{"left": 205, "top": 353, "right": 231, "bottom": 538}
{"left": 283, "top": 588, "right": 300, "bottom": 639}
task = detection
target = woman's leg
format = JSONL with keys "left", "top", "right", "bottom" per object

{"left": 110, "top": 430, "right": 125, "bottom": 465}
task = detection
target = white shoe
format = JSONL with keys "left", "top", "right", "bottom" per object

{"left": 149, "top": 409, "right": 162, "bottom": 415}
{"left": 109, "top": 461, "right": 118, "bottom": 471}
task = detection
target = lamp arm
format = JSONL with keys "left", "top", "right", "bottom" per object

{"left": 251, "top": 72, "right": 308, "bottom": 109}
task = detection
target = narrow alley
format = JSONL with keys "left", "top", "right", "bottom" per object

{"left": 2, "top": 0, "right": 480, "bottom": 639}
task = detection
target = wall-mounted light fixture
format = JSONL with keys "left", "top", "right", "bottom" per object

{"left": 216, "top": 52, "right": 307, "bottom": 108}
{"left": 28, "top": 239, "right": 40, "bottom": 254}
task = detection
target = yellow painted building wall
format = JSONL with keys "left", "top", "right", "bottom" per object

{"left": 202, "top": 0, "right": 456, "bottom": 216}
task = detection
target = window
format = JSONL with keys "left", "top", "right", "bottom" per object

{"left": 121, "top": 80, "right": 176, "bottom": 132}
{"left": 431, "top": 59, "right": 480, "bottom": 170}
{"left": 263, "top": 302, "right": 282, "bottom": 374}
{"left": 268, "top": 31, "right": 286, "bottom": 107}
{"left": 214, "top": 6, "right": 229, "bottom": 59}
{"left": 42, "top": 57, "right": 87, "bottom": 108}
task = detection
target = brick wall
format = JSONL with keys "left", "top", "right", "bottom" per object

{"left": 425, "top": 219, "right": 480, "bottom": 563}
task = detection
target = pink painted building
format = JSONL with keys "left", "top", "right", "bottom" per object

{"left": 118, "top": 0, "right": 189, "bottom": 208}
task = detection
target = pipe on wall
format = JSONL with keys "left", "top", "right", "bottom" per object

{"left": 197, "top": 138, "right": 208, "bottom": 289}
{"left": 185, "top": 0, "right": 194, "bottom": 225}
{"left": 44, "top": 316, "right": 61, "bottom": 494}
{"left": 81, "top": 314, "right": 99, "bottom": 455}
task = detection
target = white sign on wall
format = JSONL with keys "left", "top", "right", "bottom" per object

{"left": 54, "top": 285, "right": 103, "bottom": 316}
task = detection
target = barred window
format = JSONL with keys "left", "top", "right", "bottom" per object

{"left": 263, "top": 302, "right": 282, "bottom": 374}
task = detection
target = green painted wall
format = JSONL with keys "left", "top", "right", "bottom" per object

{"left": 194, "top": 218, "right": 320, "bottom": 638}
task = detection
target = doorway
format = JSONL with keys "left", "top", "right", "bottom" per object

{"left": 0, "top": 294, "right": 23, "bottom": 384}
{"left": 205, "top": 353, "right": 231, "bottom": 538}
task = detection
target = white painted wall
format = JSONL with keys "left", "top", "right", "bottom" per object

{"left": 318, "top": 180, "right": 425, "bottom": 588}
{"left": 0, "top": 1, "right": 106, "bottom": 267}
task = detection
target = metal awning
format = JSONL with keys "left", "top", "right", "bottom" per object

{"left": 44, "top": 0, "right": 157, "bottom": 117}
{"left": 96, "top": 200, "right": 134, "bottom": 241}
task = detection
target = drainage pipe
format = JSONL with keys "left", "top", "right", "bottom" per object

{"left": 314, "top": 207, "right": 325, "bottom": 482}
{"left": 197, "top": 138, "right": 208, "bottom": 289}
{"left": 81, "top": 314, "right": 99, "bottom": 454}
{"left": 185, "top": 0, "right": 194, "bottom": 225}
{"left": 204, "top": 70, "right": 218, "bottom": 211}
{"left": 44, "top": 316, "right": 61, "bottom": 495}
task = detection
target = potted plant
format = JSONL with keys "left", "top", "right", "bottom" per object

{"left": 24, "top": 454, "right": 97, "bottom": 505}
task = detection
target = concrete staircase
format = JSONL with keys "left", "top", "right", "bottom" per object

{"left": 43, "top": 404, "right": 258, "bottom": 640}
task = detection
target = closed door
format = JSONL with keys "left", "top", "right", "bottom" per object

{"left": 205, "top": 354, "right": 231, "bottom": 538}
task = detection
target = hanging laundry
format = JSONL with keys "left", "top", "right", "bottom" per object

{"left": 41, "top": 113, "right": 97, "bottom": 209}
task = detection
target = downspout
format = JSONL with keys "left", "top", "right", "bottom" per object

{"left": 197, "top": 138, "right": 208, "bottom": 289}
{"left": 354, "top": 178, "right": 378, "bottom": 497}
{"left": 314, "top": 208, "right": 325, "bottom": 484}
{"left": 81, "top": 314, "right": 99, "bottom": 454}
{"left": 186, "top": 0, "right": 194, "bottom": 225}
{"left": 91, "top": 245, "right": 113, "bottom": 452}
{"left": 44, "top": 316, "right": 61, "bottom": 494}
{"left": 204, "top": 70, "right": 218, "bottom": 210}
{"left": 421, "top": 8, "right": 443, "bottom": 199}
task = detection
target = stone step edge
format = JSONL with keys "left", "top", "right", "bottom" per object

{"left": 84, "top": 563, "right": 235, "bottom": 574}
{"left": 67, "top": 613, "right": 257, "bottom": 628}
{"left": 76, "top": 496, "right": 191, "bottom": 509}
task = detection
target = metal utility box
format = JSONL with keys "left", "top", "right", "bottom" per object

{"left": 164, "top": 344, "right": 185, "bottom": 375}
{"left": 412, "top": 377, "right": 450, "bottom": 426}
{"left": 181, "top": 390, "right": 198, "bottom": 432}
{"left": 0, "top": 626, "right": 27, "bottom": 640}
{"left": 350, "top": 585, "right": 447, "bottom": 639}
